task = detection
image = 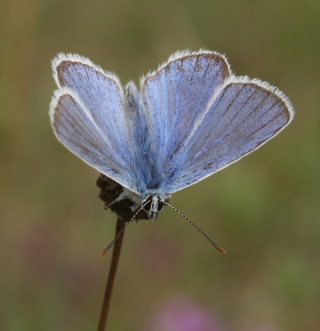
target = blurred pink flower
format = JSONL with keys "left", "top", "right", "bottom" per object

{"left": 143, "top": 296, "right": 226, "bottom": 331}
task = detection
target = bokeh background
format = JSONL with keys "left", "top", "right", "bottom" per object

{"left": 1, "top": 0, "right": 320, "bottom": 330}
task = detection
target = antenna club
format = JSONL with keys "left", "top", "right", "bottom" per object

{"left": 101, "top": 250, "right": 109, "bottom": 256}
{"left": 214, "top": 245, "right": 227, "bottom": 254}
{"left": 161, "top": 199, "right": 226, "bottom": 254}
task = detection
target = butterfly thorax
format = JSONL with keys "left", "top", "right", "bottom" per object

{"left": 127, "top": 190, "right": 171, "bottom": 220}
{"left": 97, "top": 175, "right": 170, "bottom": 221}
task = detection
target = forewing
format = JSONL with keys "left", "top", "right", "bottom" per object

{"left": 50, "top": 89, "right": 139, "bottom": 192}
{"left": 140, "top": 50, "right": 231, "bottom": 183}
{"left": 52, "top": 54, "right": 133, "bottom": 166}
{"left": 51, "top": 53, "right": 144, "bottom": 192}
{"left": 166, "top": 78, "right": 294, "bottom": 193}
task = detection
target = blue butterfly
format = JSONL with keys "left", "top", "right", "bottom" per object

{"left": 50, "top": 50, "right": 294, "bottom": 250}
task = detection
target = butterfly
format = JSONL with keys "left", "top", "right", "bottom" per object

{"left": 49, "top": 50, "right": 294, "bottom": 251}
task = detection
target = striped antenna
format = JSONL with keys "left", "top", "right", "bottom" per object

{"left": 101, "top": 199, "right": 149, "bottom": 256}
{"left": 161, "top": 200, "right": 227, "bottom": 254}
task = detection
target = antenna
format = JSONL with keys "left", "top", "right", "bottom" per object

{"left": 161, "top": 200, "right": 227, "bottom": 254}
{"left": 101, "top": 199, "right": 149, "bottom": 256}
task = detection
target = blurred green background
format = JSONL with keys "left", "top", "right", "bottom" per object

{"left": 1, "top": 0, "right": 320, "bottom": 330}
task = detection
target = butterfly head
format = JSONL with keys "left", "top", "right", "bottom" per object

{"left": 143, "top": 194, "right": 171, "bottom": 220}
{"left": 97, "top": 174, "right": 171, "bottom": 221}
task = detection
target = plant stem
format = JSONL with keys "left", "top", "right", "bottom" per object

{"left": 98, "top": 218, "right": 125, "bottom": 331}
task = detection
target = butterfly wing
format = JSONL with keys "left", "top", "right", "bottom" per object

{"left": 50, "top": 51, "right": 294, "bottom": 196}
{"left": 166, "top": 77, "right": 294, "bottom": 193}
{"left": 50, "top": 54, "right": 140, "bottom": 193}
{"left": 140, "top": 50, "right": 231, "bottom": 192}
{"left": 140, "top": 51, "right": 294, "bottom": 194}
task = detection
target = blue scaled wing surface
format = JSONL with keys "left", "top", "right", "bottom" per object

{"left": 50, "top": 53, "right": 141, "bottom": 193}
{"left": 140, "top": 50, "right": 231, "bottom": 193}
{"left": 50, "top": 50, "right": 294, "bottom": 196}
{"left": 141, "top": 50, "right": 294, "bottom": 194}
